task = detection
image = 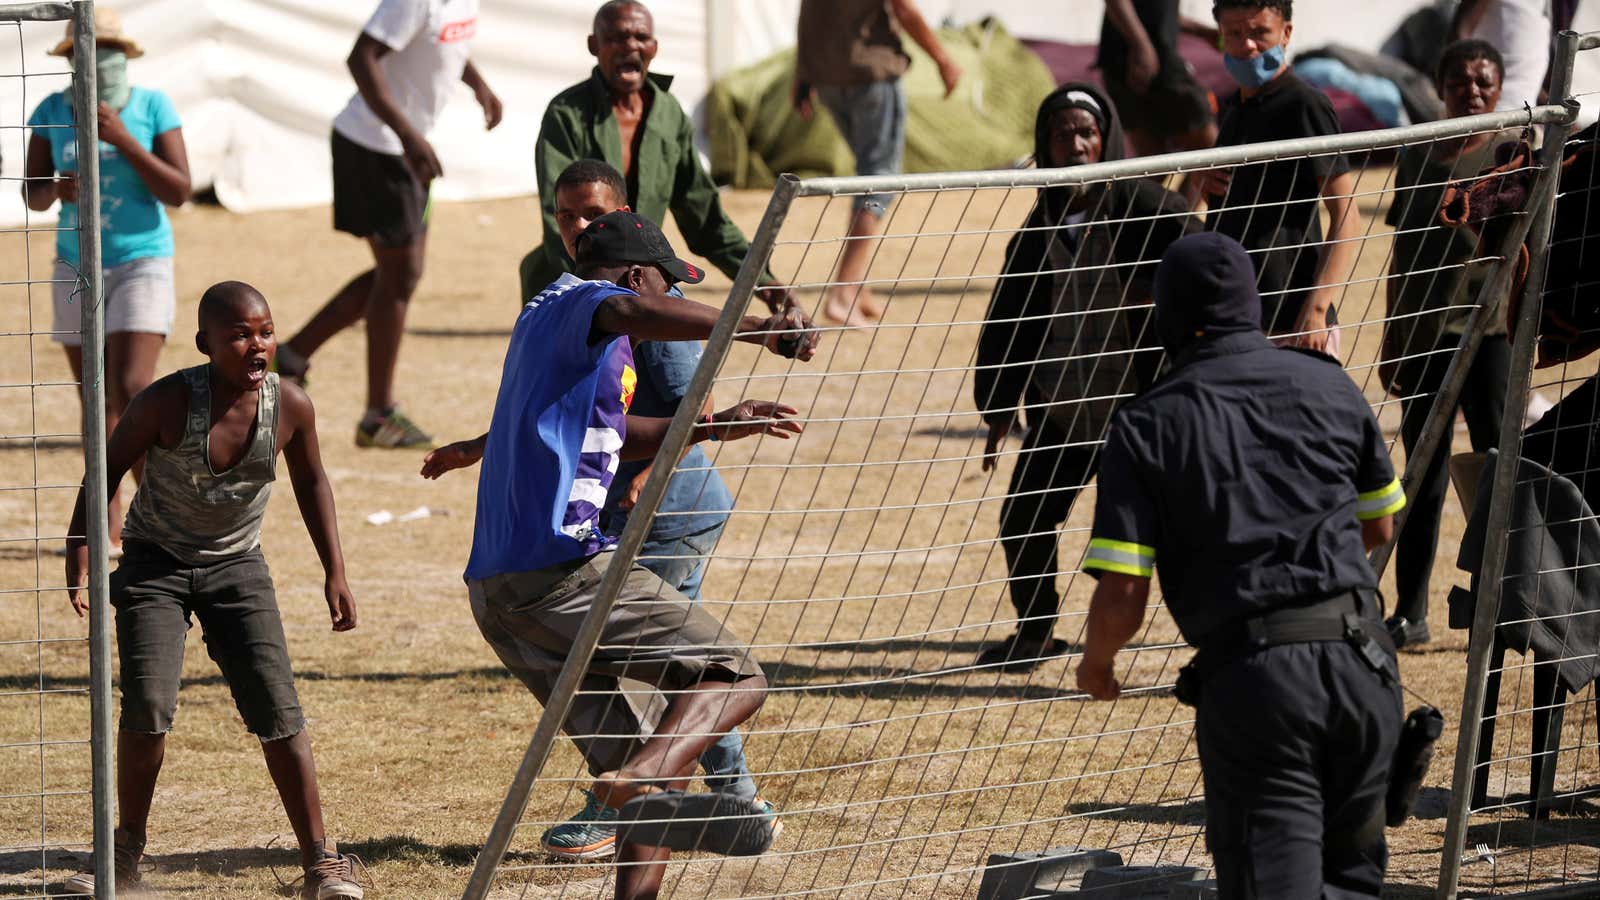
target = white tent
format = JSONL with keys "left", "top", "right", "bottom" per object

{"left": 0, "top": 0, "right": 1589, "bottom": 226}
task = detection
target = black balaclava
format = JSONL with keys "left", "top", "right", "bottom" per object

{"left": 1153, "top": 232, "right": 1263, "bottom": 356}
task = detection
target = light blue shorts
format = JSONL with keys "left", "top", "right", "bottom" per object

{"left": 51, "top": 255, "right": 175, "bottom": 346}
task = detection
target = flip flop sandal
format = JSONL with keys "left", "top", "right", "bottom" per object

{"left": 617, "top": 790, "right": 775, "bottom": 856}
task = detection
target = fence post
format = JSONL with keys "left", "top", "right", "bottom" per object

{"left": 458, "top": 176, "right": 801, "bottom": 900}
{"left": 1435, "top": 32, "right": 1581, "bottom": 900}
{"left": 67, "top": 1, "right": 116, "bottom": 897}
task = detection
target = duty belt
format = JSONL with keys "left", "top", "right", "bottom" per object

{"left": 1175, "top": 590, "right": 1395, "bottom": 706}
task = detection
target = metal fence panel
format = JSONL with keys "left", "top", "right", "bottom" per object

{"left": 0, "top": 1, "right": 109, "bottom": 897}
{"left": 1436, "top": 30, "right": 1600, "bottom": 900}
{"left": 463, "top": 97, "right": 1569, "bottom": 898}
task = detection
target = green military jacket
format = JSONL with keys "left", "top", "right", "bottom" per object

{"left": 522, "top": 68, "right": 752, "bottom": 300}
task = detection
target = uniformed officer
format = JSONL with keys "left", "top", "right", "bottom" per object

{"left": 1075, "top": 232, "right": 1406, "bottom": 898}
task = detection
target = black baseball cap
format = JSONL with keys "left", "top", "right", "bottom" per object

{"left": 573, "top": 211, "right": 706, "bottom": 285}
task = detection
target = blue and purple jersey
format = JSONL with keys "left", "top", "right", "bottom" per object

{"left": 465, "top": 274, "right": 639, "bottom": 580}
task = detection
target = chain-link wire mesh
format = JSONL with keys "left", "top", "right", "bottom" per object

{"left": 460, "top": 96, "right": 1571, "bottom": 900}
{"left": 0, "top": 2, "right": 111, "bottom": 897}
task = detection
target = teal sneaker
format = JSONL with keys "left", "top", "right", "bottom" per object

{"left": 757, "top": 797, "right": 783, "bottom": 844}
{"left": 355, "top": 406, "right": 434, "bottom": 450}
{"left": 541, "top": 790, "right": 619, "bottom": 860}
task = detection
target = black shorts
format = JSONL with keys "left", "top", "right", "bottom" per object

{"left": 1102, "top": 62, "right": 1215, "bottom": 137}
{"left": 331, "top": 128, "right": 429, "bottom": 247}
{"left": 112, "top": 542, "right": 305, "bottom": 741}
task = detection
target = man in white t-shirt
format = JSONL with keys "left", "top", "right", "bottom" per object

{"left": 277, "top": 0, "right": 502, "bottom": 449}
{"left": 1455, "top": 0, "right": 1553, "bottom": 110}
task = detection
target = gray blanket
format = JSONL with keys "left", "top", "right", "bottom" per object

{"left": 1456, "top": 449, "right": 1600, "bottom": 694}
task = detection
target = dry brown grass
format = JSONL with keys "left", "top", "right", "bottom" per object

{"left": 0, "top": 180, "right": 1595, "bottom": 899}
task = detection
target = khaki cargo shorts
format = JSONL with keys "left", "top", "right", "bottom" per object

{"left": 467, "top": 550, "right": 762, "bottom": 774}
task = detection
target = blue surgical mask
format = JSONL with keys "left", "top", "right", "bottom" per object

{"left": 1224, "top": 44, "right": 1286, "bottom": 89}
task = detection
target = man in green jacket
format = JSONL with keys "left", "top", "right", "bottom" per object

{"left": 522, "top": 0, "right": 786, "bottom": 309}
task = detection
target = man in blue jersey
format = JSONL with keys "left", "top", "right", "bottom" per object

{"left": 423, "top": 211, "right": 817, "bottom": 896}
{"left": 504, "top": 159, "right": 772, "bottom": 861}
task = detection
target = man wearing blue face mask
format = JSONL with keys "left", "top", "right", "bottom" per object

{"left": 1197, "top": 0, "right": 1363, "bottom": 359}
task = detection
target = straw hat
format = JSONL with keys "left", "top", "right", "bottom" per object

{"left": 48, "top": 6, "right": 145, "bottom": 58}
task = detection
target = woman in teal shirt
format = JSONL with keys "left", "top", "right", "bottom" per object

{"left": 24, "top": 7, "right": 190, "bottom": 552}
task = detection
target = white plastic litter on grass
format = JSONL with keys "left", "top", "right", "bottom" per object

{"left": 365, "top": 506, "right": 444, "bottom": 526}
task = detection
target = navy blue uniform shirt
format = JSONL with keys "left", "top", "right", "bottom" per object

{"left": 1081, "top": 332, "right": 1404, "bottom": 644}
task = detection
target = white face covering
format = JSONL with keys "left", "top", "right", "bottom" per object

{"left": 93, "top": 47, "right": 131, "bottom": 109}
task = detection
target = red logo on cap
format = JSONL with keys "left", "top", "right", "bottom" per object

{"left": 686, "top": 264, "right": 699, "bottom": 278}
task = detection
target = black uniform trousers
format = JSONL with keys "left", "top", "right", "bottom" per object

{"left": 999, "top": 419, "right": 1101, "bottom": 642}
{"left": 1395, "top": 335, "right": 1510, "bottom": 624}
{"left": 1197, "top": 640, "right": 1402, "bottom": 899}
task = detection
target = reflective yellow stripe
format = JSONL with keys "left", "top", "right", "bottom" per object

{"left": 1084, "top": 538, "right": 1155, "bottom": 577}
{"left": 1356, "top": 478, "right": 1406, "bottom": 520}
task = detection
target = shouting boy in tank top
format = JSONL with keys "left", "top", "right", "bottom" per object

{"left": 63, "top": 282, "right": 364, "bottom": 899}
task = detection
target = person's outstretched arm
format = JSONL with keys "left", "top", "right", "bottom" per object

{"left": 621, "top": 401, "right": 802, "bottom": 461}
{"left": 64, "top": 375, "right": 184, "bottom": 614}
{"left": 280, "top": 381, "right": 356, "bottom": 631}
{"left": 424, "top": 400, "right": 804, "bottom": 479}
{"left": 592, "top": 289, "right": 820, "bottom": 360}
{"left": 420, "top": 432, "right": 488, "bottom": 479}
{"left": 888, "top": 0, "right": 962, "bottom": 97}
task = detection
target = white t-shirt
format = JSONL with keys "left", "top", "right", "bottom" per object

{"left": 332, "top": 0, "right": 478, "bottom": 155}
{"left": 1474, "top": 0, "right": 1553, "bottom": 110}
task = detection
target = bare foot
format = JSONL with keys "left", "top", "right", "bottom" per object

{"left": 821, "top": 285, "right": 882, "bottom": 327}
{"left": 593, "top": 770, "right": 666, "bottom": 810}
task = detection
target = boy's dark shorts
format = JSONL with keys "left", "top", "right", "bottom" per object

{"left": 112, "top": 541, "right": 305, "bottom": 741}
{"left": 331, "top": 128, "right": 430, "bottom": 248}
{"left": 1102, "top": 63, "right": 1215, "bottom": 137}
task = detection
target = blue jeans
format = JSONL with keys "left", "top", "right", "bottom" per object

{"left": 815, "top": 79, "right": 906, "bottom": 217}
{"left": 637, "top": 521, "right": 757, "bottom": 801}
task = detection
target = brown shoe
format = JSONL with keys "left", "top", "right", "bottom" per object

{"left": 62, "top": 827, "right": 144, "bottom": 894}
{"left": 302, "top": 840, "right": 364, "bottom": 899}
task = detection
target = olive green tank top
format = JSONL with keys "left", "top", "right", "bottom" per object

{"left": 122, "top": 365, "right": 279, "bottom": 564}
